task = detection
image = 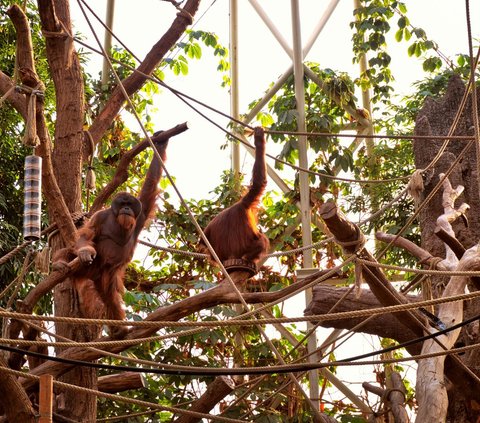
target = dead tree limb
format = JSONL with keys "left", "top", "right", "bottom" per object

{"left": 363, "top": 371, "right": 409, "bottom": 423}
{"left": 416, "top": 176, "right": 478, "bottom": 423}
{"left": 416, "top": 247, "right": 480, "bottom": 423}
{"left": 375, "top": 231, "right": 439, "bottom": 267}
{"left": 21, "top": 266, "right": 336, "bottom": 389}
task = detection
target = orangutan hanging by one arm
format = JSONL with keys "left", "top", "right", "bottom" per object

{"left": 198, "top": 126, "right": 269, "bottom": 272}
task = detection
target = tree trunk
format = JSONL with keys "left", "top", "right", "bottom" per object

{"left": 413, "top": 74, "right": 480, "bottom": 422}
{"left": 37, "top": 0, "right": 96, "bottom": 420}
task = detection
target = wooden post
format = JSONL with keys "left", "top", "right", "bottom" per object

{"left": 38, "top": 374, "right": 53, "bottom": 423}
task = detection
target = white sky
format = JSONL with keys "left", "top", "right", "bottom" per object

{"left": 69, "top": 0, "right": 479, "bottom": 411}
{"left": 71, "top": 0, "right": 480, "bottom": 201}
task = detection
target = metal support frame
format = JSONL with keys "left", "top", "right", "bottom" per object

{"left": 290, "top": 0, "right": 318, "bottom": 408}
{"left": 101, "top": 0, "right": 115, "bottom": 90}
{"left": 229, "top": 0, "right": 241, "bottom": 173}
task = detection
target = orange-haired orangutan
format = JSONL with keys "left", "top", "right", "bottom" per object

{"left": 199, "top": 126, "right": 269, "bottom": 271}
{"left": 54, "top": 136, "right": 168, "bottom": 336}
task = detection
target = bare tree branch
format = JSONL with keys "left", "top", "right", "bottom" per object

{"left": 86, "top": 0, "right": 201, "bottom": 154}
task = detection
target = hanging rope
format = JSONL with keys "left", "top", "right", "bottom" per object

{"left": 83, "top": 130, "right": 96, "bottom": 211}
{"left": 21, "top": 84, "right": 44, "bottom": 147}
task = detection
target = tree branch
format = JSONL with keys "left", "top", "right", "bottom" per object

{"left": 90, "top": 122, "right": 189, "bottom": 213}
{"left": 22, "top": 267, "right": 337, "bottom": 387}
{"left": 86, "top": 0, "right": 201, "bottom": 154}
{"left": 98, "top": 371, "right": 146, "bottom": 393}
{"left": 0, "top": 355, "right": 35, "bottom": 422}
{"left": 0, "top": 71, "right": 27, "bottom": 118}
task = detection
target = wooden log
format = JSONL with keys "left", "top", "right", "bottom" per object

{"left": 319, "top": 201, "right": 425, "bottom": 335}
{"left": 38, "top": 374, "right": 53, "bottom": 423}
{"left": 305, "top": 285, "right": 421, "bottom": 355}
{"left": 173, "top": 376, "right": 235, "bottom": 423}
{"left": 98, "top": 372, "right": 146, "bottom": 393}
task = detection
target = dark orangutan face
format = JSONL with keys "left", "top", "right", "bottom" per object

{"left": 112, "top": 192, "right": 142, "bottom": 230}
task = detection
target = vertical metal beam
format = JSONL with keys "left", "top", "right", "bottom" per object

{"left": 229, "top": 0, "right": 241, "bottom": 173}
{"left": 101, "top": 0, "right": 115, "bottom": 90}
{"left": 229, "top": 0, "right": 245, "bottom": 385}
{"left": 290, "top": 0, "right": 319, "bottom": 410}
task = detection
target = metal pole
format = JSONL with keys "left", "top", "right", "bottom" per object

{"left": 229, "top": 0, "right": 241, "bottom": 173}
{"left": 290, "top": 0, "right": 319, "bottom": 410}
{"left": 101, "top": 0, "right": 115, "bottom": 90}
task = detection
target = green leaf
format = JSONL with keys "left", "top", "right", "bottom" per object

{"left": 407, "top": 43, "right": 416, "bottom": 57}
{"left": 395, "top": 28, "right": 403, "bottom": 42}
{"left": 404, "top": 28, "right": 412, "bottom": 41}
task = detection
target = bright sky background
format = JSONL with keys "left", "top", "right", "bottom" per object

{"left": 70, "top": 0, "right": 480, "bottom": 202}
{"left": 69, "top": 0, "right": 480, "bottom": 409}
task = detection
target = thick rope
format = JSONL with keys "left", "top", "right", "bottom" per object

{"left": 2, "top": 288, "right": 480, "bottom": 333}
{"left": 0, "top": 365, "right": 244, "bottom": 423}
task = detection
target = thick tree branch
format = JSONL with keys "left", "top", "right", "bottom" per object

{"left": 87, "top": 0, "right": 201, "bottom": 153}
{"left": 0, "top": 356, "right": 35, "bottom": 422}
{"left": 7, "top": 4, "right": 77, "bottom": 243}
{"left": 98, "top": 372, "right": 146, "bottom": 393}
{"left": 0, "top": 71, "right": 27, "bottom": 118}
{"left": 22, "top": 267, "right": 337, "bottom": 388}
{"left": 376, "top": 231, "right": 438, "bottom": 266}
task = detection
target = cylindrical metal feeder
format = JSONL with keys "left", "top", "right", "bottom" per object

{"left": 23, "top": 155, "right": 42, "bottom": 241}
